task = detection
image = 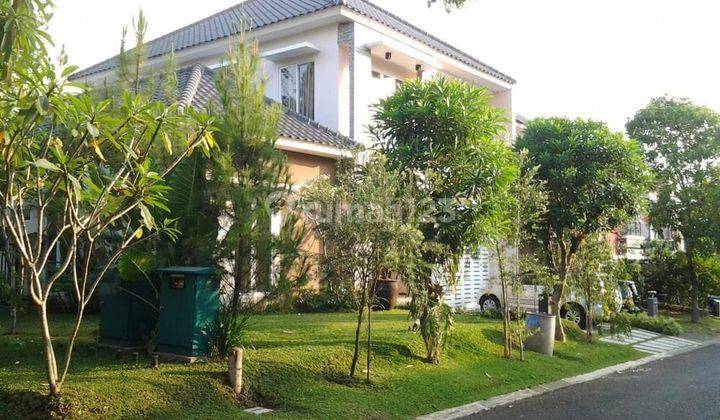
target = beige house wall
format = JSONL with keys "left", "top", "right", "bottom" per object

{"left": 284, "top": 150, "right": 338, "bottom": 288}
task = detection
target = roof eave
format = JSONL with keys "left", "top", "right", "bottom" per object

{"left": 339, "top": 1, "right": 516, "bottom": 85}
{"left": 275, "top": 137, "right": 356, "bottom": 159}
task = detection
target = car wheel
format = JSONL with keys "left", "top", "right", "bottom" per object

{"left": 561, "top": 303, "right": 587, "bottom": 330}
{"left": 479, "top": 295, "right": 501, "bottom": 312}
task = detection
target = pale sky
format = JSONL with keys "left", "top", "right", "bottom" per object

{"left": 48, "top": 0, "right": 720, "bottom": 132}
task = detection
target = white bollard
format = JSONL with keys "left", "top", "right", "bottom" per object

{"left": 228, "top": 347, "right": 243, "bottom": 394}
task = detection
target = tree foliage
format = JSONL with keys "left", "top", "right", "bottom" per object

{"left": 517, "top": 117, "right": 652, "bottom": 340}
{"left": 627, "top": 96, "right": 720, "bottom": 322}
{"left": 0, "top": 1, "right": 215, "bottom": 395}
{"left": 568, "top": 234, "right": 615, "bottom": 343}
{"left": 427, "top": 0, "right": 473, "bottom": 11}
{"left": 302, "top": 155, "right": 424, "bottom": 381}
{"left": 211, "top": 29, "right": 289, "bottom": 308}
{"left": 637, "top": 241, "right": 720, "bottom": 308}
{"left": 372, "top": 75, "right": 517, "bottom": 363}
{"left": 490, "top": 151, "right": 547, "bottom": 358}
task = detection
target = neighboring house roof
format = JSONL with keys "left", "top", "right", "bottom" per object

{"left": 515, "top": 113, "right": 527, "bottom": 125}
{"left": 176, "top": 64, "right": 357, "bottom": 150}
{"left": 69, "top": 0, "right": 515, "bottom": 84}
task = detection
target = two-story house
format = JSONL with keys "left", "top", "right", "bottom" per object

{"left": 70, "top": 0, "right": 518, "bottom": 294}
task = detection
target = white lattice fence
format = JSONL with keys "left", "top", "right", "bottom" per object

{"left": 444, "top": 248, "right": 490, "bottom": 310}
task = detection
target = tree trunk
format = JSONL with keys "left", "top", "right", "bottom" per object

{"left": 10, "top": 306, "right": 17, "bottom": 335}
{"left": 586, "top": 292, "right": 593, "bottom": 343}
{"left": 231, "top": 236, "right": 253, "bottom": 311}
{"left": 688, "top": 253, "right": 700, "bottom": 323}
{"left": 551, "top": 281, "right": 567, "bottom": 342}
{"left": 38, "top": 304, "right": 60, "bottom": 395}
{"left": 350, "top": 275, "right": 368, "bottom": 378}
{"left": 420, "top": 304, "right": 441, "bottom": 364}
{"left": 366, "top": 295, "right": 371, "bottom": 382}
{"left": 517, "top": 288, "right": 524, "bottom": 361}
{"left": 495, "top": 243, "right": 511, "bottom": 358}
{"left": 425, "top": 333, "right": 440, "bottom": 365}
{"left": 59, "top": 306, "right": 85, "bottom": 385}
{"left": 502, "top": 285, "right": 511, "bottom": 358}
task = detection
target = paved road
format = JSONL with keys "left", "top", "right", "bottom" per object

{"left": 466, "top": 343, "right": 720, "bottom": 420}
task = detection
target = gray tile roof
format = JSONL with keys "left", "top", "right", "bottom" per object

{"left": 70, "top": 0, "right": 515, "bottom": 84}
{"left": 176, "top": 64, "right": 357, "bottom": 149}
{"left": 342, "top": 0, "right": 515, "bottom": 84}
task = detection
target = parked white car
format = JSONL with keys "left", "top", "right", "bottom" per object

{"left": 476, "top": 278, "right": 601, "bottom": 330}
{"left": 444, "top": 251, "right": 639, "bottom": 329}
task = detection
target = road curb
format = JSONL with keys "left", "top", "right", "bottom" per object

{"left": 417, "top": 338, "right": 720, "bottom": 420}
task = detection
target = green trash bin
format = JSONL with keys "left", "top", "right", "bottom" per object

{"left": 155, "top": 267, "right": 219, "bottom": 359}
{"left": 99, "top": 273, "right": 160, "bottom": 347}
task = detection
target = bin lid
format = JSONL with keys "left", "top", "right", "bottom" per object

{"left": 155, "top": 266, "right": 215, "bottom": 276}
{"left": 526, "top": 311, "right": 556, "bottom": 319}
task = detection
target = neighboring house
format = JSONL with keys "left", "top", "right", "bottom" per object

{"left": 70, "top": 0, "right": 518, "bottom": 291}
{"left": 609, "top": 217, "right": 679, "bottom": 261}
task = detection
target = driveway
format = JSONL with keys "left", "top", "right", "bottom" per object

{"left": 464, "top": 343, "right": 720, "bottom": 420}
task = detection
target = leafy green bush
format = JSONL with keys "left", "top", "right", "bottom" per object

{"left": 611, "top": 312, "right": 682, "bottom": 336}
{"left": 606, "top": 312, "right": 633, "bottom": 338}
{"left": 639, "top": 243, "right": 720, "bottom": 308}
{"left": 207, "top": 307, "right": 252, "bottom": 357}
{"left": 293, "top": 288, "right": 356, "bottom": 313}
{"left": 560, "top": 318, "right": 585, "bottom": 340}
{"left": 478, "top": 308, "right": 502, "bottom": 320}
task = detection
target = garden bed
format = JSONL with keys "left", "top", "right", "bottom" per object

{"left": 1, "top": 311, "right": 642, "bottom": 419}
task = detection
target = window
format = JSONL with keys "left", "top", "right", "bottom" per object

{"left": 280, "top": 62, "right": 314, "bottom": 119}
{"left": 622, "top": 220, "right": 643, "bottom": 237}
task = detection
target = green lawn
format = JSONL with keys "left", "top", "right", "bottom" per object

{"left": 661, "top": 309, "right": 720, "bottom": 339}
{"left": 0, "top": 310, "right": 642, "bottom": 419}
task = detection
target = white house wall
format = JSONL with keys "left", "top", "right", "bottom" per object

{"left": 260, "top": 24, "right": 342, "bottom": 132}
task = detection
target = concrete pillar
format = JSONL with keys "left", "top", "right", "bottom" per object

{"left": 490, "top": 89, "right": 515, "bottom": 142}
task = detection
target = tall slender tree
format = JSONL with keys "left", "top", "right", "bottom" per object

{"left": 211, "top": 28, "right": 289, "bottom": 309}
{"left": 302, "top": 155, "right": 424, "bottom": 381}
{"left": 568, "top": 234, "right": 616, "bottom": 343}
{"left": 490, "top": 151, "right": 547, "bottom": 358}
{"left": 627, "top": 97, "right": 720, "bottom": 322}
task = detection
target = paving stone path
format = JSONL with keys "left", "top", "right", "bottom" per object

{"left": 600, "top": 327, "right": 700, "bottom": 354}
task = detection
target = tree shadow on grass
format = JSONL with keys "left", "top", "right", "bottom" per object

{"left": 481, "top": 328, "right": 506, "bottom": 347}
{"left": 552, "top": 349, "right": 584, "bottom": 363}
{"left": 0, "top": 388, "right": 69, "bottom": 420}
{"left": 249, "top": 338, "right": 358, "bottom": 349}
{"left": 370, "top": 340, "right": 425, "bottom": 362}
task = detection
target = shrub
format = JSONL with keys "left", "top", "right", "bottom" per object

{"left": 606, "top": 312, "right": 633, "bottom": 338}
{"left": 560, "top": 318, "right": 585, "bottom": 340}
{"left": 639, "top": 243, "right": 720, "bottom": 308}
{"left": 478, "top": 308, "right": 503, "bottom": 320}
{"left": 610, "top": 312, "right": 682, "bottom": 336}
{"left": 207, "top": 307, "right": 252, "bottom": 357}
{"left": 293, "top": 288, "right": 357, "bottom": 313}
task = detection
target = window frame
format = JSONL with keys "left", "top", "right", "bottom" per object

{"left": 279, "top": 61, "right": 314, "bottom": 119}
